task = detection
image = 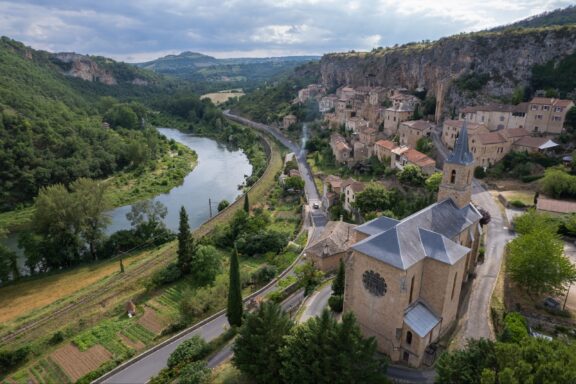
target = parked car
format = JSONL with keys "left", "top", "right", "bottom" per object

{"left": 312, "top": 202, "right": 320, "bottom": 209}
{"left": 543, "top": 297, "right": 560, "bottom": 310}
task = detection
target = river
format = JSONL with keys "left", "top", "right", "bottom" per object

{"left": 2, "top": 127, "right": 252, "bottom": 275}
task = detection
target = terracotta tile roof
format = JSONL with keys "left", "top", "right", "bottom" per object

{"left": 392, "top": 146, "right": 410, "bottom": 156}
{"left": 444, "top": 119, "right": 486, "bottom": 132}
{"left": 401, "top": 120, "right": 434, "bottom": 131}
{"left": 347, "top": 181, "right": 366, "bottom": 193}
{"left": 513, "top": 136, "right": 550, "bottom": 149}
{"left": 404, "top": 148, "right": 436, "bottom": 168}
{"left": 375, "top": 139, "right": 397, "bottom": 150}
{"left": 335, "top": 141, "right": 351, "bottom": 151}
{"left": 537, "top": 197, "right": 576, "bottom": 214}
{"left": 461, "top": 104, "right": 516, "bottom": 113}
{"left": 530, "top": 97, "right": 574, "bottom": 107}
{"left": 475, "top": 132, "right": 507, "bottom": 145}
{"left": 501, "top": 128, "right": 530, "bottom": 139}
{"left": 305, "top": 221, "right": 357, "bottom": 258}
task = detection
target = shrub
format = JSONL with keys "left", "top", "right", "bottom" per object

{"left": 0, "top": 347, "right": 31, "bottom": 372}
{"left": 509, "top": 200, "right": 527, "bottom": 208}
{"left": 328, "top": 295, "right": 344, "bottom": 313}
{"left": 500, "top": 312, "right": 529, "bottom": 343}
{"left": 167, "top": 335, "right": 209, "bottom": 368}
{"left": 148, "top": 263, "right": 182, "bottom": 289}
{"left": 179, "top": 360, "right": 211, "bottom": 384}
{"left": 251, "top": 264, "right": 277, "bottom": 285}
{"left": 474, "top": 166, "right": 486, "bottom": 179}
{"left": 49, "top": 331, "right": 65, "bottom": 345}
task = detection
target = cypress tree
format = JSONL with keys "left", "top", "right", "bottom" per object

{"left": 177, "top": 206, "right": 193, "bottom": 274}
{"left": 227, "top": 246, "right": 243, "bottom": 327}
{"left": 332, "top": 258, "right": 345, "bottom": 296}
{"left": 120, "top": 257, "right": 125, "bottom": 273}
{"left": 243, "top": 193, "right": 250, "bottom": 213}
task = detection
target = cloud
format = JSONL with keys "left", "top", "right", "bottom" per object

{"left": 0, "top": 0, "right": 573, "bottom": 61}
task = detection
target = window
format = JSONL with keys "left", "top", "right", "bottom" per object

{"left": 553, "top": 116, "right": 561, "bottom": 121}
{"left": 543, "top": 105, "right": 550, "bottom": 111}
{"left": 531, "top": 105, "right": 538, "bottom": 111}
{"left": 555, "top": 107, "right": 563, "bottom": 112}
{"left": 536, "top": 114, "right": 543, "bottom": 120}
{"left": 406, "top": 331, "right": 413, "bottom": 345}
{"left": 500, "top": 116, "right": 505, "bottom": 122}
{"left": 451, "top": 272, "right": 458, "bottom": 300}
{"left": 409, "top": 276, "right": 415, "bottom": 303}
{"left": 534, "top": 126, "right": 539, "bottom": 132}
{"left": 403, "top": 351, "right": 410, "bottom": 362}
{"left": 450, "top": 170, "right": 456, "bottom": 184}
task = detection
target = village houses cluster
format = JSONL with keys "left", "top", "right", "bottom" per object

{"left": 286, "top": 84, "right": 574, "bottom": 216}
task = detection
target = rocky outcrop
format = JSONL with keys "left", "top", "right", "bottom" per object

{"left": 320, "top": 26, "right": 576, "bottom": 114}
{"left": 52, "top": 52, "right": 151, "bottom": 86}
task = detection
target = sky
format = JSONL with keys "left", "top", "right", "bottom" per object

{"left": 0, "top": 0, "right": 573, "bottom": 62}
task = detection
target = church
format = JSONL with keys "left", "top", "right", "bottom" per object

{"left": 343, "top": 122, "right": 482, "bottom": 366}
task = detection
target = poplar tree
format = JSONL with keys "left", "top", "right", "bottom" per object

{"left": 227, "top": 246, "right": 243, "bottom": 327}
{"left": 177, "top": 206, "right": 194, "bottom": 274}
{"left": 243, "top": 193, "right": 250, "bottom": 213}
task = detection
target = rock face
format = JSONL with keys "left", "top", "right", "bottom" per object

{"left": 320, "top": 27, "right": 576, "bottom": 113}
{"left": 52, "top": 52, "right": 150, "bottom": 86}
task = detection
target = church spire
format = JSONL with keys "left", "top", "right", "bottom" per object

{"left": 437, "top": 119, "right": 474, "bottom": 208}
{"left": 446, "top": 119, "right": 474, "bottom": 165}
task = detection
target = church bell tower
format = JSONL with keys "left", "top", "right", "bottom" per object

{"left": 437, "top": 120, "right": 474, "bottom": 208}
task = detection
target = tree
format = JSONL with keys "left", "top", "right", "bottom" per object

{"left": 295, "top": 261, "right": 324, "bottom": 296}
{"left": 190, "top": 245, "right": 221, "bottom": 286}
{"left": 566, "top": 106, "right": 576, "bottom": 132}
{"left": 500, "top": 312, "right": 529, "bottom": 343}
{"left": 70, "top": 178, "right": 110, "bottom": 260}
{"left": 179, "top": 361, "right": 211, "bottom": 384}
{"left": 233, "top": 302, "right": 293, "bottom": 383}
{"left": 0, "top": 244, "right": 19, "bottom": 282}
{"left": 425, "top": 172, "right": 443, "bottom": 192}
{"left": 398, "top": 164, "right": 425, "bottom": 186}
{"left": 416, "top": 137, "right": 433, "bottom": 155}
{"left": 512, "top": 209, "right": 558, "bottom": 235}
{"left": 284, "top": 176, "right": 305, "bottom": 192}
{"left": 177, "top": 206, "right": 194, "bottom": 274}
{"left": 126, "top": 200, "right": 169, "bottom": 240}
{"left": 354, "top": 183, "right": 394, "bottom": 215}
{"left": 507, "top": 230, "right": 576, "bottom": 296}
{"left": 280, "top": 310, "right": 386, "bottom": 384}
{"left": 435, "top": 338, "right": 497, "bottom": 384}
{"left": 243, "top": 193, "right": 250, "bottom": 213}
{"left": 332, "top": 259, "right": 345, "bottom": 296}
{"left": 227, "top": 247, "right": 243, "bottom": 327}
{"left": 217, "top": 200, "right": 229, "bottom": 211}
{"left": 167, "top": 335, "right": 208, "bottom": 368}
{"left": 119, "top": 257, "right": 125, "bottom": 273}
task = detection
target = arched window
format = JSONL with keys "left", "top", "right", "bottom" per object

{"left": 406, "top": 331, "right": 413, "bottom": 345}
{"left": 450, "top": 169, "right": 456, "bottom": 184}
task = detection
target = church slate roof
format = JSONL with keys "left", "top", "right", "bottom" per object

{"left": 404, "top": 302, "right": 440, "bottom": 337}
{"left": 446, "top": 120, "right": 474, "bottom": 166}
{"left": 352, "top": 199, "right": 481, "bottom": 270}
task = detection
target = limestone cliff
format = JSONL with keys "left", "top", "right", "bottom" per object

{"left": 320, "top": 26, "right": 576, "bottom": 114}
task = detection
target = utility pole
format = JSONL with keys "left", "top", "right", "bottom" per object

{"left": 208, "top": 198, "right": 213, "bottom": 218}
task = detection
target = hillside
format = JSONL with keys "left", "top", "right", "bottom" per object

{"left": 319, "top": 26, "right": 576, "bottom": 116}
{"left": 0, "top": 37, "right": 173, "bottom": 211}
{"left": 491, "top": 5, "right": 576, "bottom": 31}
{"left": 137, "top": 51, "right": 320, "bottom": 91}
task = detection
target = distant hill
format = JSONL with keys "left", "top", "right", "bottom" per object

{"left": 491, "top": 5, "right": 576, "bottom": 31}
{"left": 136, "top": 51, "right": 320, "bottom": 91}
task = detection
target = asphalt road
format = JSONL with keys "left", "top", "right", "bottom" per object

{"left": 100, "top": 115, "right": 326, "bottom": 384}
{"left": 298, "top": 283, "right": 332, "bottom": 323}
{"left": 453, "top": 180, "right": 513, "bottom": 346}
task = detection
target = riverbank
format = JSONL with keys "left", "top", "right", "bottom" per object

{"left": 0, "top": 141, "right": 197, "bottom": 233}
{"left": 0, "top": 128, "right": 292, "bottom": 384}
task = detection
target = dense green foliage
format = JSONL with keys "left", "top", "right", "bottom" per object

{"left": 455, "top": 73, "right": 491, "bottom": 91}
{"left": 332, "top": 259, "right": 345, "bottom": 296}
{"left": 507, "top": 220, "right": 576, "bottom": 296}
{"left": 167, "top": 336, "right": 209, "bottom": 368}
{"left": 295, "top": 261, "right": 324, "bottom": 296}
{"left": 233, "top": 302, "right": 294, "bottom": 384}
{"left": 486, "top": 151, "right": 559, "bottom": 180}
{"left": 512, "top": 208, "right": 559, "bottom": 235}
{"left": 500, "top": 312, "right": 529, "bottom": 343}
{"left": 0, "top": 37, "right": 173, "bottom": 210}
{"left": 280, "top": 311, "right": 387, "bottom": 384}
{"left": 532, "top": 51, "right": 576, "bottom": 98}
{"left": 227, "top": 248, "right": 243, "bottom": 327}
{"left": 540, "top": 167, "right": 576, "bottom": 199}
{"left": 0, "top": 243, "right": 19, "bottom": 282}
{"left": 436, "top": 337, "right": 576, "bottom": 384}
{"left": 354, "top": 183, "right": 434, "bottom": 219}
{"left": 0, "top": 347, "right": 30, "bottom": 373}
{"left": 178, "top": 206, "right": 195, "bottom": 274}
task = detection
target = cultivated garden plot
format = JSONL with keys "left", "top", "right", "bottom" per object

{"left": 50, "top": 344, "right": 112, "bottom": 382}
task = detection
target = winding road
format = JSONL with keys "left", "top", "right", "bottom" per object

{"left": 98, "top": 114, "right": 327, "bottom": 384}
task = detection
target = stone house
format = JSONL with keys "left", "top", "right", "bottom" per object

{"left": 469, "top": 132, "right": 510, "bottom": 168}
{"left": 343, "top": 181, "right": 366, "bottom": 213}
{"left": 383, "top": 103, "right": 414, "bottom": 137}
{"left": 524, "top": 97, "right": 575, "bottom": 135}
{"left": 398, "top": 120, "right": 434, "bottom": 148}
{"left": 357, "top": 126, "right": 377, "bottom": 145}
{"left": 391, "top": 146, "right": 436, "bottom": 176}
{"left": 343, "top": 125, "right": 482, "bottom": 367}
{"left": 374, "top": 140, "right": 397, "bottom": 162}
{"left": 512, "top": 136, "right": 559, "bottom": 153}
{"left": 442, "top": 119, "right": 489, "bottom": 150}
{"left": 283, "top": 114, "right": 297, "bottom": 129}
{"left": 346, "top": 117, "right": 370, "bottom": 133}
{"left": 319, "top": 95, "right": 338, "bottom": 113}
{"left": 330, "top": 133, "right": 352, "bottom": 164}
{"left": 338, "top": 86, "right": 356, "bottom": 101}
{"left": 460, "top": 103, "right": 528, "bottom": 131}
{"left": 353, "top": 142, "right": 372, "bottom": 163}
{"left": 500, "top": 127, "right": 531, "bottom": 145}
{"left": 369, "top": 87, "right": 388, "bottom": 106}
{"left": 304, "top": 221, "right": 357, "bottom": 272}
